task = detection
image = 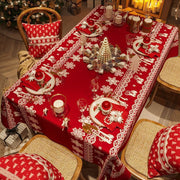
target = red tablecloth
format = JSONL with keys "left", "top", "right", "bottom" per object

{"left": 1, "top": 6, "right": 179, "bottom": 180}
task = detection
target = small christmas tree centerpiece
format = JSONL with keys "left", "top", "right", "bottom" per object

{"left": 97, "top": 37, "right": 112, "bottom": 65}
{"left": 83, "top": 37, "right": 128, "bottom": 74}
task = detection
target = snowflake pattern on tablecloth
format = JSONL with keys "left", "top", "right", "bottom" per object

{"left": 65, "top": 62, "right": 75, "bottom": 69}
{"left": 139, "top": 66, "right": 148, "bottom": 72}
{"left": 71, "top": 128, "right": 85, "bottom": 140}
{"left": 57, "top": 69, "right": 69, "bottom": 77}
{"left": 67, "top": 39, "right": 74, "bottom": 44}
{"left": 71, "top": 55, "right": 81, "bottom": 62}
{"left": 85, "top": 42, "right": 93, "bottom": 49}
{"left": 78, "top": 116, "right": 92, "bottom": 125}
{"left": 106, "top": 77, "right": 119, "bottom": 86}
{"left": 25, "top": 106, "right": 36, "bottom": 116}
{"left": 100, "top": 85, "right": 113, "bottom": 94}
{"left": 33, "top": 96, "right": 45, "bottom": 105}
{"left": 114, "top": 69, "right": 124, "bottom": 77}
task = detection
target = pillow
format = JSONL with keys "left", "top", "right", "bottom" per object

{"left": 148, "top": 123, "right": 180, "bottom": 178}
{"left": 22, "top": 20, "right": 61, "bottom": 58}
{"left": 0, "top": 153, "right": 64, "bottom": 180}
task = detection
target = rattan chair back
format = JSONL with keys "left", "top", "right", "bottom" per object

{"left": 121, "top": 119, "right": 165, "bottom": 180}
{"left": 146, "top": 56, "right": 180, "bottom": 108}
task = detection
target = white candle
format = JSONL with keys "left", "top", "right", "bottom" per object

{"left": 105, "top": 5, "right": 113, "bottom": 19}
{"left": 53, "top": 100, "right": 64, "bottom": 114}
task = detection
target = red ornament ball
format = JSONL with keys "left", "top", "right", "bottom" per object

{"left": 102, "top": 101, "right": 111, "bottom": 110}
{"left": 35, "top": 71, "right": 43, "bottom": 79}
{"left": 87, "top": 19, "right": 94, "bottom": 26}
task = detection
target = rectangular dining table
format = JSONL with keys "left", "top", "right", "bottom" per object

{"left": 1, "top": 5, "right": 179, "bottom": 180}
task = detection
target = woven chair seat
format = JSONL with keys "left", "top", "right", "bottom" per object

{"left": 19, "top": 135, "right": 82, "bottom": 180}
{"left": 159, "top": 57, "right": 180, "bottom": 88}
{"left": 121, "top": 119, "right": 164, "bottom": 179}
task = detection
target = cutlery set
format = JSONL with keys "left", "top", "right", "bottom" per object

{"left": 82, "top": 123, "right": 114, "bottom": 144}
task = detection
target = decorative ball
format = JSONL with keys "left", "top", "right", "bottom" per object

{"left": 102, "top": 101, "right": 111, "bottom": 110}
{"left": 35, "top": 71, "right": 44, "bottom": 80}
{"left": 87, "top": 19, "right": 95, "bottom": 26}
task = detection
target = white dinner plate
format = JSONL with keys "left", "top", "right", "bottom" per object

{"left": 89, "top": 97, "right": 119, "bottom": 127}
{"left": 133, "top": 39, "right": 146, "bottom": 56}
{"left": 25, "top": 72, "right": 55, "bottom": 95}
{"left": 79, "top": 23, "right": 103, "bottom": 38}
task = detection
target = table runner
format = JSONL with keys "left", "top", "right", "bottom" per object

{"left": 1, "top": 6, "right": 179, "bottom": 180}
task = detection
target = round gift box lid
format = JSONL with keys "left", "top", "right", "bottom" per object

{"left": 144, "top": 18, "right": 152, "bottom": 24}
{"left": 133, "top": 16, "right": 140, "bottom": 22}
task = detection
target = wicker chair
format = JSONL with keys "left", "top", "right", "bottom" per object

{"left": 17, "top": 7, "right": 62, "bottom": 51}
{"left": 19, "top": 134, "right": 82, "bottom": 180}
{"left": 121, "top": 119, "right": 165, "bottom": 179}
{"left": 146, "top": 56, "right": 180, "bottom": 108}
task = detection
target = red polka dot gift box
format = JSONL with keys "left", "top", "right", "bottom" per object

{"left": 22, "top": 20, "right": 61, "bottom": 58}
{"left": 148, "top": 123, "right": 180, "bottom": 178}
{"left": 0, "top": 153, "right": 64, "bottom": 179}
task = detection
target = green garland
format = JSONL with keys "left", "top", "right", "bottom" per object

{"left": 0, "top": 0, "right": 64, "bottom": 28}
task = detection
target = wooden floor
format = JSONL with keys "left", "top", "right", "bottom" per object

{"left": 0, "top": 34, "right": 25, "bottom": 85}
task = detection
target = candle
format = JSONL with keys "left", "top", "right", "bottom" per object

{"left": 105, "top": 5, "right": 113, "bottom": 19}
{"left": 53, "top": 99, "right": 64, "bottom": 114}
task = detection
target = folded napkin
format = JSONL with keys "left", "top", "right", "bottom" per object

{"left": 138, "top": 42, "right": 163, "bottom": 58}
{"left": 95, "top": 103, "right": 127, "bottom": 131}
{"left": 22, "top": 70, "right": 51, "bottom": 91}
{"left": 76, "top": 24, "right": 98, "bottom": 35}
